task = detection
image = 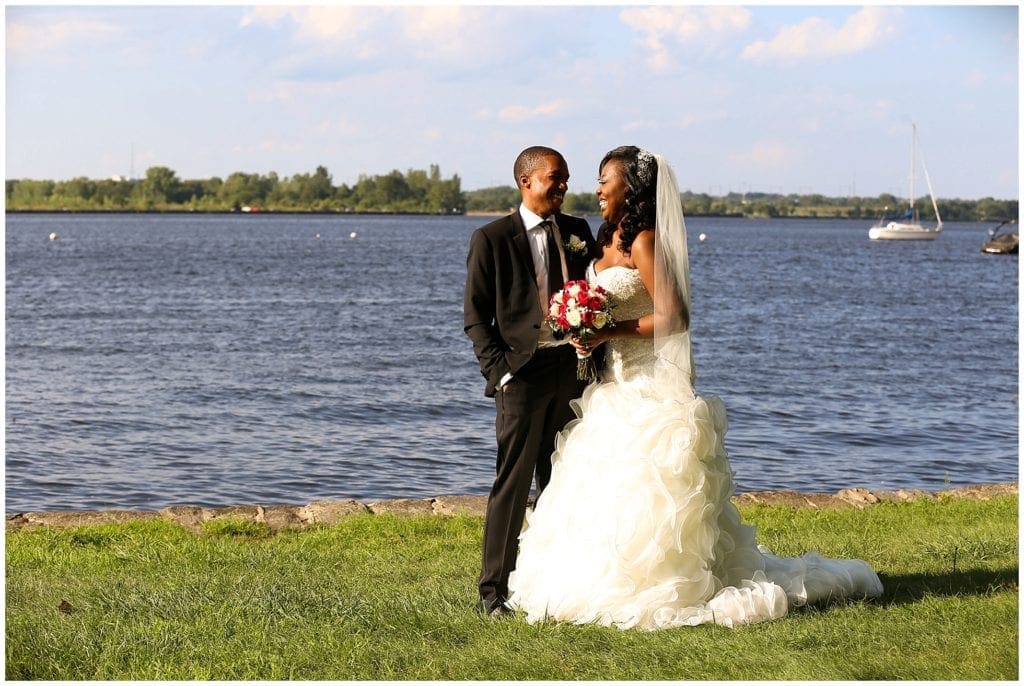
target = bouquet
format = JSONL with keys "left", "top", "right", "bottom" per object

{"left": 546, "top": 280, "right": 615, "bottom": 381}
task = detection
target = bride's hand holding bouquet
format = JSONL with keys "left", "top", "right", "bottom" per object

{"left": 545, "top": 280, "right": 615, "bottom": 381}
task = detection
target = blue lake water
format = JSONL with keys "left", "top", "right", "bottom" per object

{"left": 4, "top": 212, "right": 1018, "bottom": 512}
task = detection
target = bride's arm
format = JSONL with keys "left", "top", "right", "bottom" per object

{"left": 570, "top": 231, "right": 656, "bottom": 354}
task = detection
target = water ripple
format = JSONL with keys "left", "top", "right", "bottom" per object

{"left": 5, "top": 214, "right": 1018, "bottom": 511}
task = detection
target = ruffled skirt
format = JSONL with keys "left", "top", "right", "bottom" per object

{"left": 506, "top": 376, "right": 883, "bottom": 629}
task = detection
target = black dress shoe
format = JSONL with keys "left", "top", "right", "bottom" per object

{"left": 490, "top": 603, "right": 514, "bottom": 617}
{"left": 475, "top": 598, "right": 514, "bottom": 617}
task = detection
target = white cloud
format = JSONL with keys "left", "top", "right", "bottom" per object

{"left": 240, "top": 6, "right": 382, "bottom": 59}
{"left": 797, "top": 117, "right": 822, "bottom": 134}
{"left": 7, "top": 17, "right": 122, "bottom": 55}
{"left": 619, "top": 6, "right": 752, "bottom": 70}
{"left": 240, "top": 6, "right": 370, "bottom": 42}
{"left": 231, "top": 140, "right": 302, "bottom": 155}
{"left": 249, "top": 80, "right": 348, "bottom": 104}
{"left": 240, "top": 5, "right": 488, "bottom": 63}
{"left": 479, "top": 100, "right": 567, "bottom": 123}
{"left": 964, "top": 69, "right": 989, "bottom": 88}
{"left": 400, "top": 6, "right": 484, "bottom": 60}
{"left": 420, "top": 128, "right": 443, "bottom": 144}
{"left": 741, "top": 7, "right": 899, "bottom": 63}
{"left": 317, "top": 118, "right": 362, "bottom": 138}
{"left": 729, "top": 141, "right": 797, "bottom": 169}
{"left": 622, "top": 114, "right": 707, "bottom": 133}
{"left": 186, "top": 37, "right": 219, "bottom": 62}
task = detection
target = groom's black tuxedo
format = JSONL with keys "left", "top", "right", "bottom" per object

{"left": 464, "top": 208, "right": 597, "bottom": 611}
{"left": 464, "top": 210, "right": 596, "bottom": 395}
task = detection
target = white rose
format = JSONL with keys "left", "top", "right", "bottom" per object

{"left": 567, "top": 309, "right": 582, "bottom": 327}
{"left": 593, "top": 312, "right": 608, "bottom": 329}
{"left": 549, "top": 303, "right": 560, "bottom": 318}
{"left": 568, "top": 284, "right": 582, "bottom": 298}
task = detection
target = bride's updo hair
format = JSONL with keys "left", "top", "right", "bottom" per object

{"left": 596, "top": 145, "right": 658, "bottom": 255}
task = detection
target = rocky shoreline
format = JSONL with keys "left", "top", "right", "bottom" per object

{"left": 5, "top": 482, "right": 1017, "bottom": 534}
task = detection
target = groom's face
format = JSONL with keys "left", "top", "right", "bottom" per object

{"left": 520, "top": 154, "right": 569, "bottom": 218}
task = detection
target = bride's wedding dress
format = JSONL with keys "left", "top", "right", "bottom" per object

{"left": 506, "top": 262, "right": 883, "bottom": 629}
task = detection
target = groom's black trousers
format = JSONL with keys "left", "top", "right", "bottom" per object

{"left": 479, "top": 344, "right": 586, "bottom": 608}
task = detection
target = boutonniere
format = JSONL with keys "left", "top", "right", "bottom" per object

{"left": 564, "top": 234, "right": 588, "bottom": 256}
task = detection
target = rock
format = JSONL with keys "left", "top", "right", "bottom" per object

{"left": 790, "top": 492, "right": 842, "bottom": 509}
{"left": 15, "top": 509, "right": 159, "bottom": 529}
{"left": 734, "top": 492, "right": 765, "bottom": 506}
{"left": 835, "top": 488, "right": 880, "bottom": 508}
{"left": 943, "top": 483, "right": 1018, "bottom": 500}
{"left": 6, "top": 514, "right": 30, "bottom": 532}
{"left": 159, "top": 506, "right": 207, "bottom": 532}
{"left": 367, "top": 498, "right": 434, "bottom": 516}
{"left": 204, "top": 505, "right": 261, "bottom": 522}
{"left": 732, "top": 490, "right": 840, "bottom": 508}
{"left": 299, "top": 499, "right": 368, "bottom": 528}
{"left": 256, "top": 505, "right": 306, "bottom": 531}
{"left": 160, "top": 504, "right": 263, "bottom": 532}
{"left": 300, "top": 499, "right": 369, "bottom": 524}
{"left": 874, "top": 489, "right": 934, "bottom": 503}
{"left": 432, "top": 495, "right": 488, "bottom": 516}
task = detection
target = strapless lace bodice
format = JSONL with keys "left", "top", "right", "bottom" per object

{"left": 589, "top": 263, "right": 654, "bottom": 382}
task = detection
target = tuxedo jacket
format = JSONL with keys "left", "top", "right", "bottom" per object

{"left": 464, "top": 210, "right": 597, "bottom": 397}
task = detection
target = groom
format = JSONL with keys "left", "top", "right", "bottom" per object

{"left": 463, "top": 145, "right": 597, "bottom": 615}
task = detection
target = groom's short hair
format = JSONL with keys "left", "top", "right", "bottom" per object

{"left": 514, "top": 146, "right": 565, "bottom": 188}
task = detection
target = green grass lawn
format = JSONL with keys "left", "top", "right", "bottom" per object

{"left": 5, "top": 494, "right": 1018, "bottom": 680}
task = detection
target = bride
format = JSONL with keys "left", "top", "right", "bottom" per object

{"left": 506, "top": 146, "right": 883, "bottom": 629}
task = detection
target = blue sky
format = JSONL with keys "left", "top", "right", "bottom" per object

{"left": 5, "top": 3, "right": 1019, "bottom": 199}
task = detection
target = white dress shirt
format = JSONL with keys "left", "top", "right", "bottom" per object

{"left": 519, "top": 203, "right": 555, "bottom": 301}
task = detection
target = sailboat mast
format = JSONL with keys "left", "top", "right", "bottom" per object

{"left": 909, "top": 123, "right": 916, "bottom": 211}
{"left": 918, "top": 135, "right": 943, "bottom": 231}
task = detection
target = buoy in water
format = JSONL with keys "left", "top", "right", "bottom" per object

{"left": 315, "top": 233, "right": 321, "bottom": 239}
{"left": 48, "top": 232, "right": 58, "bottom": 241}
{"left": 350, "top": 232, "right": 358, "bottom": 239}
{"left": 698, "top": 233, "right": 707, "bottom": 242}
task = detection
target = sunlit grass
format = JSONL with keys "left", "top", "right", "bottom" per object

{"left": 6, "top": 496, "right": 1017, "bottom": 680}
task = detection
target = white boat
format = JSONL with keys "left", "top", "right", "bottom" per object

{"left": 868, "top": 123, "right": 942, "bottom": 241}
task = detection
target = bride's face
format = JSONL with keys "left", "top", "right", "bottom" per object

{"left": 596, "top": 159, "right": 628, "bottom": 225}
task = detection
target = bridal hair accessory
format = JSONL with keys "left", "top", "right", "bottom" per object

{"left": 546, "top": 280, "right": 615, "bottom": 381}
{"left": 636, "top": 149, "right": 657, "bottom": 189}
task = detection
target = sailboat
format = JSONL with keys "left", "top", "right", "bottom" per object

{"left": 868, "top": 123, "right": 943, "bottom": 241}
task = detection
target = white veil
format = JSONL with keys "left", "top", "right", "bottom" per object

{"left": 651, "top": 154, "right": 695, "bottom": 393}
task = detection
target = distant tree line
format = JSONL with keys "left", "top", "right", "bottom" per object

{"left": 5, "top": 166, "right": 1018, "bottom": 222}
{"left": 6, "top": 164, "right": 465, "bottom": 214}
{"left": 463, "top": 185, "right": 599, "bottom": 216}
{"left": 463, "top": 186, "right": 1016, "bottom": 222}
{"left": 676, "top": 191, "right": 1018, "bottom": 222}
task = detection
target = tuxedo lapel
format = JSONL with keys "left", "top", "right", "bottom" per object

{"left": 509, "top": 211, "right": 538, "bottom": 282}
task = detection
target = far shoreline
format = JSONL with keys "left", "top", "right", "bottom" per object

{"left": 3, "top": 208, "right": 987, "bottom": 221}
